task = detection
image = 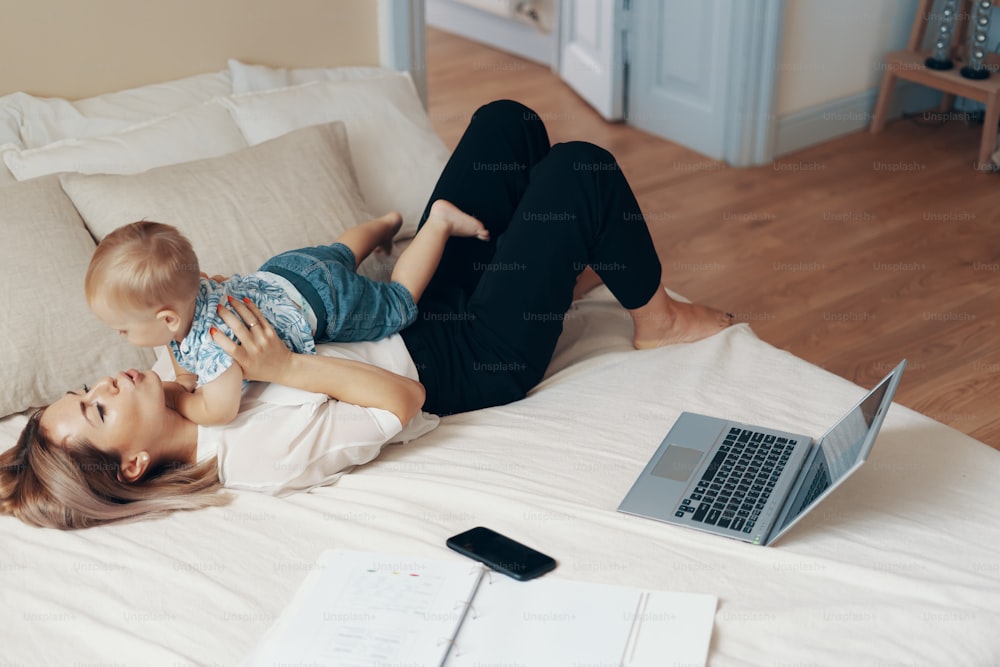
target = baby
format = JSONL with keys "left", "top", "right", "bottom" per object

{"left": 85, "top": 200, "right": 488, "bottom": 426}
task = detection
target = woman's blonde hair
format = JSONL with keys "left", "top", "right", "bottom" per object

{"left": 0, "top": 409, "right": 229, "bottom": 530}
{"left": 85, "top": 220, "right": 201, "bottom": 312}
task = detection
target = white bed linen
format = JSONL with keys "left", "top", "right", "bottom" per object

{"left": 0, "top": 146, "right": 15, "bottom": 184}
{"left": 1, "top": 287, "right": 997, "bottom": 665}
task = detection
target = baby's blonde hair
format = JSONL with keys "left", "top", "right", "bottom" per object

{"left": 85, "top": 221, "right": 201, "bottom": 312}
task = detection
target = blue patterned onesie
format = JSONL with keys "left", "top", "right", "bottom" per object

{"left": 170, "top": 274, "right": 317, "bottom": 385}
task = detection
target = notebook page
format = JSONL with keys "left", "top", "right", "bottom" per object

{"left": 442, "top": 574, "right": 642, "bottom": 665}
{"left": 443, "top": 575, "right": 717, "bottom": 666}
{"left": 244, "top": 550, "right": 484, "bottom": 667}
{"left": 623, "top": 589, "right": 717, "bottom": 666}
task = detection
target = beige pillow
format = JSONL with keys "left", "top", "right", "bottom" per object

{"left": 0, "top": 175, "right": 154, "bottom": 418}
{"left": 60, "top": 121, "right": 388, "bottom": 281}
{"left": 221, "top": 75, "right": 450, "bottom": 240}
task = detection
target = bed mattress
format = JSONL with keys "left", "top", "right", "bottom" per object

{"left": 2, "top": 287, "right": 997, "bottom": 665}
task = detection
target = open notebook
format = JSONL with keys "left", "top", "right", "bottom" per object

{"left": 244, "top": 549, "right": 717, "bottom": 666}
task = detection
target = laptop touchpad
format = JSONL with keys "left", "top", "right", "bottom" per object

{"left": 651, "top": 445, "right": 704, "bottom": 482}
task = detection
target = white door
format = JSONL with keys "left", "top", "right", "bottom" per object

{"left": 555, "top": 0, "right": 782, "bottom": 165}
{"left": 627, "top": 0, "right": 732, "bottom": 160}
{"left": 558, "top": 0, "right": 627, "bottom": 121}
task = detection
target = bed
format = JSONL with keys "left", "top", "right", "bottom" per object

{"left": 2, "top": 3, "right": 999, "bottom": 665}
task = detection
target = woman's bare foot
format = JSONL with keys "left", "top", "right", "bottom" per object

{"left": 373, "top": 211, "right": 403, "bottom": 255}
{"left": 630, "top": 288, "right": 734, "bottom": 349}
{"left": 428, "top": 199, "right": 490, "bottom": 241}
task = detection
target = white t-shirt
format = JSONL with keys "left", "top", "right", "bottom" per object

{"left": 179, "top": 335, "right": 438, "bottom": 495}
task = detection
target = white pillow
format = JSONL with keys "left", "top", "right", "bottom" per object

{"left": 0, "top": 176, "right": 155, "bottom": 418}
{"left": 3, "top": 100, "right": 247, "bottom": 181}
{"left": 0, "top": 146, "right": 16, "bottom": 186}
{"left": 15, "top": 92, "right": 135, "bottom": 149}
{"left": 16, "top": 70, "right": 232, "bottom": 149}
{"left": 227, "top": 59, "right": 394, "bottom": 94}
{"left": 228, "top": 60, "right": 289, "bottom": 93}
{"left": 74, "top": 70, "right": 231, "bottom": 121}
{"left": 59, "top": 122, "right": 389, "bottom": 282}
{"left": 0, "top": 95, "right": 22, "bottom": 147}
{"left": 222, "top": 75, "right": 449, "bottom": 240}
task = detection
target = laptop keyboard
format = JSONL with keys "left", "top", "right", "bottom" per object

{"left": 675, "top": 427, "right": 798, "bottom": 534}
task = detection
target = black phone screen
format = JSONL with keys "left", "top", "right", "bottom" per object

{"left": 446, "top": 526, "right": 557, "bottom": 581}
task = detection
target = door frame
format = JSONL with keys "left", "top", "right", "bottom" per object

{"left": 722, "top": 0, "right": 785, "bottom": 166}
{"left": 378, "top": 0, "right": 428, "bottom": 107}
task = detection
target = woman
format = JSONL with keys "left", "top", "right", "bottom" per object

{"left": 1, "top": 100, "right": 732, "bottom": 529}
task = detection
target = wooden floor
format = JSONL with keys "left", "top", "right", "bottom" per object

{"left": 424, "top": 28, "right": 1000, "bottom": 449}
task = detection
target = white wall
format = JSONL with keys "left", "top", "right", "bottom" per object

{"left": 0, "top": 0, "right": 380, "bottom": 98}
{"left": 777, "top": 0, "right": 919, "bottom": 116}
{"left": 772, "top": 0, "right": 935, "bottom": 155}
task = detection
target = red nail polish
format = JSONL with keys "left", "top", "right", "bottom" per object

{"left": 209, "top": 327, "right": 217, "bottom": 336}
{"left": 227, "top": 295, "right": 234, "bottom": 303}
{"left": 243, "top": 297, "right": 251, "bottom": 304}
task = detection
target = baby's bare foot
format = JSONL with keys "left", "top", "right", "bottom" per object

{"left": 379, "top": 210, "right": 403, "bottom": 233}
{"left": 374, "top": 211, "right": 403, "bottom": 254}
{"left": 631, "top": 290, "right": 734, "bottom": 349}
{"left": 429, "top": 199, "right": 490, "bottom": 241}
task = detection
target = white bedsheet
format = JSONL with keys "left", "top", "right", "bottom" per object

{"left": 2, "top": 287, "right": 998, "bottom": 665}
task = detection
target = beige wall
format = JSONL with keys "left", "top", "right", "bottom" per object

{"left": 0, "top": 0, "right": 379, "bottom": 98}
{"left": 777, "top": 0, "right": 920, "bottom": 115}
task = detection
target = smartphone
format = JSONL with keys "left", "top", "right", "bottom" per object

{"left": 446, "top": 526, "right": 557, "bottom": 581}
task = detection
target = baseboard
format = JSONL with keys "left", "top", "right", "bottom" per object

{"left": 774, "top": 82, "right": 943, "bottom": 157}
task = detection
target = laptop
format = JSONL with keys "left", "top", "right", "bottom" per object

{"left": 618, "top": 360, "right": 906, "bottom": 546}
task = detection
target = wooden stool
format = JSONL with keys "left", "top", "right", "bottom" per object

{"left": 871, "top": 0, "right": 1000, "bottom": 170}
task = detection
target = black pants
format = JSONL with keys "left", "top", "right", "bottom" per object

{"left": 400, "top": 100, "right": 662, "bottom": 415}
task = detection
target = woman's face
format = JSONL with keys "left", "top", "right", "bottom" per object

{"left": 40, "top": 369, "right": 169, "bottom": 459}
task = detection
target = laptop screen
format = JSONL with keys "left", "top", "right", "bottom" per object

{"left": 772, "top": 370, "right": 895, "bottom": 535}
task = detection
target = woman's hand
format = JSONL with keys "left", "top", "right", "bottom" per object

{"left": 210, "top": 297, "right": 294, "bottom": 385}
{"left": 210, "top": 297, "right": 425, "bottom": 424}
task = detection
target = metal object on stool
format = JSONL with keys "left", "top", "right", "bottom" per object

{"left": 926, "top": 0, "right": 961, "bottom": 70}
{"left": 960, "top": 0, "right": 993, "bottom": 79}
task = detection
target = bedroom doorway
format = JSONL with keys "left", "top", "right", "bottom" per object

{"left": 415, "top": 0, "right": 785, "bottom": 166}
